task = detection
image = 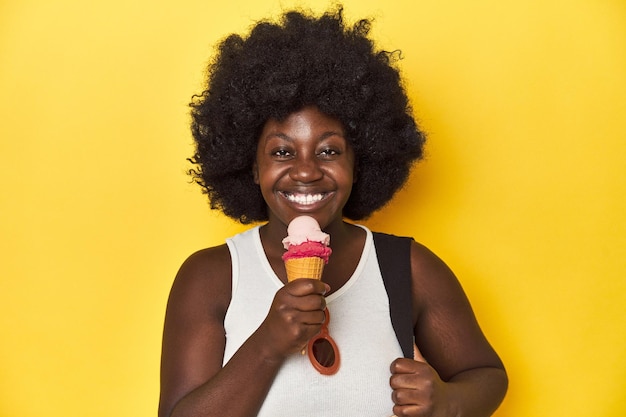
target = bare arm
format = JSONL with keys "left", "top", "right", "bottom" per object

{"left": 158, "top": 245, "right": 328, "bottom": 417}
{"left": 390, "top": 242, "right": 508, "bottom": 417}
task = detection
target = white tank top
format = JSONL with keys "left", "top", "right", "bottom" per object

{"left": 224, "top": 225, "right": 403, "bottom": 417}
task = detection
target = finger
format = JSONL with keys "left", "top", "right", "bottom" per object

{"left": 392, "top": 404, "right": 424, "bottom": 417}
{"left": 284, "top": 278, "right": 328, "bottom": 296}
{"left": 288, "top": 292, "right": 326, "bottom": 312}
{"left": 300, "top": 309, "right": 326, "bottom": 325}
{"left": 390, "top": 372, "right": 418, "bottom": 390}
{"left": 390, "top": 357, "right": 421, "bottom": 374}
{"left": 391, "top": 387, "right": 419, "bottom": 406}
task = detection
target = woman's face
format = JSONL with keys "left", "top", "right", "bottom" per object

{"left": 254, "top": 106, "right": 355, "bottom": 230}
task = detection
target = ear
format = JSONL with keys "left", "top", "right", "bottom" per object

{"left": 252, "top": 161, "right": 259, "bottom": 184}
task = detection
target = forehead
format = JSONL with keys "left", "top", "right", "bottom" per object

{"left": 260, "top": 106, "right": 346, "bottom": 141}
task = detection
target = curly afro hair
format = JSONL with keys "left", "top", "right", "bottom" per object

{"left": 189, "top": 6, "right": 426, "bottom": 224}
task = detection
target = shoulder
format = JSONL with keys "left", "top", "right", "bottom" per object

{"left": 177, "top": 244, "right": 232, "bottom": 280}
{"left": 409, "top": 241, "right": 463, "bottom": 302}
{"left": 409, "top": 241, "right": 454, "bottom": 281}
{"left": 167, "top": 244, "right": 232, "bottom": 318}
{"left": 404, "top": 242, "right": 473, "bottom": 323}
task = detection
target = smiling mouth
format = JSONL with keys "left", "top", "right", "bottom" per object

{"left": 281, "top": 192, "right": 328, "bottom": 206}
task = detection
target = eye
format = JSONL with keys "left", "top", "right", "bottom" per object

{"left": 270, "top": 147, "right": 293, "bottom": 158}
{"left": 318, "top": 148, "right": 340, "bottom": 159}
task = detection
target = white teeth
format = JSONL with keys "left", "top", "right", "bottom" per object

{"left": 285, "top": 193, "right": 325, "bottom": 205}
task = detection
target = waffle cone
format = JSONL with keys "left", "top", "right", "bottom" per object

{"left": 285, "top": 257, "right": 325, "bottom": 282}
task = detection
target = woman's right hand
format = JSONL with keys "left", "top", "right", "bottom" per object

{"left": 256, "top": 278, "right": 329, "bottom": 360}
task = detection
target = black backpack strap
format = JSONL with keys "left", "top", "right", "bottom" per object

{"left": 372, "top": 232, "right": 414, "bottom": 359}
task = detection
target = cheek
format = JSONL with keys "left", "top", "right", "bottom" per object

{"left": 254, "top": 161, "right": 288, "bottom": 191}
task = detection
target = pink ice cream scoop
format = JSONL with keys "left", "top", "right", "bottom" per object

{"left": 282, "top": 216, "right": 332, "bottom": 280}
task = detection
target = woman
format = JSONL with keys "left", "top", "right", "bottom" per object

{"left": 159, "top": 7, "right": 507, "bottom": 417}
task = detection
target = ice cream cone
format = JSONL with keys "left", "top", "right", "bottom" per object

{"left": 285, "top": 256, "right": 325, "bottom": 282}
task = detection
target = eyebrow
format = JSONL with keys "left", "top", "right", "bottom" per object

{"left": 263, "top": 131, "right": 345, "bottom": 143}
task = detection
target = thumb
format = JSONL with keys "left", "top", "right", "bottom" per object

{"left": 413, "top": 344, "right": 427, "bottom": 362}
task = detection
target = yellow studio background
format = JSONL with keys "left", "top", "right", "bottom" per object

{"left": 1, "top": 0, "right": 624, "bottom": 416}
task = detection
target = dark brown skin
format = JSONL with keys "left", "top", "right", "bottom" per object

{"left": 158, "top": 107, "right": 507, "bottom": 417}
{"left": 388, "top": 240, "right": 508, "bottom": 417}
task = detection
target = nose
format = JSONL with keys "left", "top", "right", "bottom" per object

{"left": 289, "top": 153, "right": 323, "bottom": 183}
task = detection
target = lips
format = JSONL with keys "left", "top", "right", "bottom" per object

{"left": 280, "top": 192, "right": 328, "bottom": 206}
